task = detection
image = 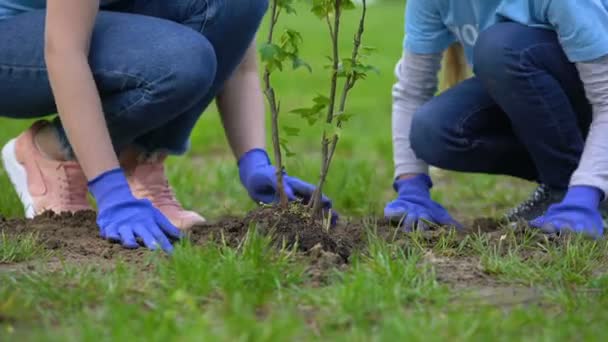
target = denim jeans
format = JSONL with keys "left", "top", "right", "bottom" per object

{"left": 410, "top": 22, "right": 592, "bottom": 190}
{"left": 0, "top": 0, "right": 268, "bottom": 156}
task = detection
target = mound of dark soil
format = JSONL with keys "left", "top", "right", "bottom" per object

{"left": 1, "top": 206, "right": 525, "bottom": 289}
{"left": 0, "top": 208, "right": 510, "bottom": 265}
{"left": 189, "top": 205, "right": 354, "bottom": 261}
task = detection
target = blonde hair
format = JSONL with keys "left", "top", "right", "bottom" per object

{"left": 440, "top": 43, "right": 468, "bottom": 91}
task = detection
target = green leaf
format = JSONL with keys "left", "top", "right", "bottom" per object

{"left": 279, "top": 138, "right": 295, "bottom": 157}
{"left": 353, "top": 63, "right": 379, "bottom": 74}
{"left": 292, "top": 57, "right": 312, "bottom": 73}
{"left": 311, "top": 0, "right": 332, "bottom": 18}
{"left": 336, "top": 111, "right": 355, "bottom": 123}
{"left": 280, "top": 29, "right": 303, "bottom": 55}
{"left": 282, "top": 125, "right": 300, "bottom": 137}
{"left": 290, "top": 95, "right": 329, "bottom": 125}
{"left": 290, "top": 108, "right": 321, "bottom": 125}
{"left": 259, "top": 43, "right": 280, "bottom": 63}
{"left": 361, "top": 45, "right": 377, "bottom": 54}
{"left": 340, "top": 0, "right": 356, "bottom": 10}
{"left": 277, "top": 0, "right": 297, "bottom": 14}
{"left": 313, "top": 95, "right": 330, "bottom": 106}
{"left": 269, "top": 59, "right": 284, "bottom": 72}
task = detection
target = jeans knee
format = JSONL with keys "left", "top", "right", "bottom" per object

{"left": 173, "top": 38, "right": 217, "bottom": 100}
{"left": 156, "top": 32, "right": 217, "bottom": 107}
{"left": 410, "top": 109, "right": 448, "bottom": 167}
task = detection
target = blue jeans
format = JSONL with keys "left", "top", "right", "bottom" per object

{"left": 0, "top": 0, "right": 268, "bottom": 156}
{"left": 410, "top": 22, "right": 592, "bottom": 190}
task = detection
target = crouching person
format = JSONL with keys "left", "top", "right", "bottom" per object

{"left": 385, "top": 0, "right": 608, "bottom": 238}
{"left": 0, "top": 0, "right": 332, "bottom": 253}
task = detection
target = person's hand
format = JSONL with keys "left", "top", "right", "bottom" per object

{"left": 384, "top": 174, "right": 462, "bottom": 231}
{"left": 88, "top": 168, "right": 182, "bottom": 253}
{"left": 238, "top": 149, "right": 336, "bottom": 220}
{"left": 530, "top": 186, "right": 604, "bottom": 239}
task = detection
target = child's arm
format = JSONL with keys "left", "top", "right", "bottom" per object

{"left": 391, "top": 50, "right": 442, "bottom": 179}
{"left": 216, "top": 40, "right": 266, "bottom": 159}
{"left": 571, "top": 57, "right": 608, "bottom": 196}
{"left": 45, "top": 0, "right": 118, "bottom": 179}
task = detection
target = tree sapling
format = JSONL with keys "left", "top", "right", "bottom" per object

{"left": 292, "top": 0, "right": 373, "bottom": 218}
{"left": 259, "top": 0, "right": 311, "bottom": 208}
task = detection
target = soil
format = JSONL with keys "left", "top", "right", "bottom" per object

{"left": 0, "top": 205, "right": 542, "bottom": 294}
{"left": 0, "top": 211, "right": 154, "bottom": 270}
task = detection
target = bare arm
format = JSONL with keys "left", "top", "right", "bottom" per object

{"left": 216, "top": 41, "right": 266, "bottom": 159}
{"left": 45, "top": 0, "right": 118, "bottom": 179}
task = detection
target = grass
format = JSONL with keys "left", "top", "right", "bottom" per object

{"left": 0, "top": 232, "right": 46, "bottom": 263}
{"left": 0, "top": 1, "right": 606, "bottom": 340}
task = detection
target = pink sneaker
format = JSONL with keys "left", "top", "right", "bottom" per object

{"left": 1, "top": 121, "right": 92, "bottom": 218}
{"left": 126, "top": 153, "right": 206, "bottom": 230}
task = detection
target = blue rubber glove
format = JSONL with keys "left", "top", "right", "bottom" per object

{"left": 238, "top": 149, "right": 336, "bottom": 220}
{"left": 384, "top": 174, "right": 462, "bottom": 231}
{"left": 89, "top": 168, "right": 182, "bottom": 253}
{"left": 530, "top": 185, "right": 604, "bottom": 239}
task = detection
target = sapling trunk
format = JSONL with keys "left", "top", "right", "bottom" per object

{"left": 310, "top": 0, "right": 342, "bottom": 216}
{"left": 263, "top": 0, "right": 289, "bottom": 208}
{"left": 327, "top": 0, "right": 367, "bottom": 167}
{"left": 310, "top": 0, "right": 368, "bottom": 218}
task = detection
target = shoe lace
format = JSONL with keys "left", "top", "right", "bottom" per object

{"left": 56, "top": 162, "right": 88, "bottom": 208}
{"left": 134, "top": 158, "right": 181, "bottom": 209}
{"left": 507, "top": 184, "right": 550, "bottom": 217}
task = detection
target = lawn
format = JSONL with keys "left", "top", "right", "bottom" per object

{"left": 2, "top": 1, "right": 608, "bottom": 341}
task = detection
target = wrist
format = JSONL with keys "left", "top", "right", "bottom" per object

{"left": 238, "top": 148, "right": 270, "bottom": 166}
{"left": 563, "top": 185, "right": 603, "bottom": 208}
{"left": 393, "top": 173, "right": 432, "bottom": 193}
{"left": 237, "top": 148, "right": 271, "bottom": 185}
{"left": 396, "top": 173, "right": 421, "bottom": 181}
{"left": 88, "top": 168, "right": 133, "bottom": 206}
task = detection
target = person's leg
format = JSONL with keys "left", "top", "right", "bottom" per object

{"left": 409, "top": 70, "right": 587, "bottom": 222}
{"left": 410, "top": 77, "right": 538, "bottom": 181}
{"left": 107, "top": 0, "right": 268, "bottom": 229}
{"left": 129, "top": 0, "right": 269, "bottom": 153}
{"left": 473, "top": 22, "right": 592, "bottom": 189}
{"left": 0, "top": 10, "right": 216, "bottom": 218}
{"left": 472, "top": 22, "right": 593, "bottom": 221}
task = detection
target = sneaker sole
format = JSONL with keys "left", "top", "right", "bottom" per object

{"left": 2, "top": 139, "right": 36, "bottom": 219}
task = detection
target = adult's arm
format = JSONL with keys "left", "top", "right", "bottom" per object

{"left": 215, "top": 40, "right": 266, "bottom": 160}
{"left": 45, "top": 0, "right": 118, "bottom": 179}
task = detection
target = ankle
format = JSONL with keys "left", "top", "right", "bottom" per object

{"left": 119, "top": 146, "right": 142, "bottom": 173}
{"left": 34, "top": 124, "right": 69, "bottom": 161}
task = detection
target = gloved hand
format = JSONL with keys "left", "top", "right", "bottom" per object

{"left": 89, "top": 168, "right": 182, "bottom": 253}
{"left": 238, "top": 149, "right": 336, "bottom": 220}
{"left": 530, "top": 185, "right": 604, "bottom": 239}
{"left": 384, "top": 174, "right": 462, "bottom": 231}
